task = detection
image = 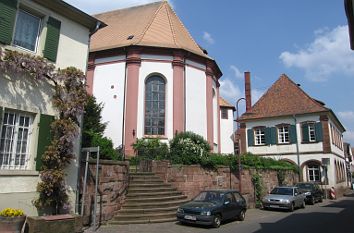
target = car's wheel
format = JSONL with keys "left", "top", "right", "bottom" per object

{"left": 309, "top": 197, "right": 315, "bottom": 205}
{"left": 289, "top": 203, "right": 295, "bottom": 212}
{"left": 238, "top": 210, "right": 246, "bottom": 221}
{"left": 301, "top": 200, "right": 306, "bottom": 209}
{"left": 319, "top": 196, "right": 323, "bottom": 203}
{"left": 212, "top": 215, "right": 221, "bottom": 228}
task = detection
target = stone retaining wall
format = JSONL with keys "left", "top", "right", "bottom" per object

{"left": 80, "top": 159, "right": 129, "bottom": 225}
{"left": 151, "top": 160, "right": 298, "bottom": 207}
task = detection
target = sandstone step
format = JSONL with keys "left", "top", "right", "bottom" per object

{"left": 113, "top": 212, "right": 176, "bottom": 221}
{"left": 126, "top": 191, "right": 182, "bottom": 198}
{"left": 118, "top": 206, "right": 179, "bottom": 214}
{"left": 129, "top": 180, "right": 164, "bottom": 184}
{"left": 125, "top": 195, "right": 187, "bottom": 204}
{"left": 128, "top": 187, "right": 177, "bottom": 193}
{"left": 109, "top": 217, "right": 177, "bottom": 225}
{"left": 129, "top": 176, "right": 162, "bottom": 181}
{"left": 122, "top": 199, "right": 187, "bottom": 209}
{"left": 129, "top": 183, "right": 172, "bottom": 188}
{"left": 129, "top": 172, "right": 155, "bottom": 176}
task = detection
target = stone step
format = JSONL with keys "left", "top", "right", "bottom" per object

{"left": 126, "top": 191, "right": 182, "bottom": 198}
{"left": 129, "top": 176, "right": 162, "bottom": 181}
{"left": 118, "top": 206, "right": 179, "bottom": 214}
{"left": 128, "top": 186, "right": 176, "bottom": 192}
{"left": 122, "top": 199, "right": 187, "bottom": 209}
{"left": 109, "top": 217, "right": 176, "bottom": 225}
{"left": 125, "top": 195, "right": 187, "bottom": 204}
{"left": 129, "top": 172, "right": 155, "bottom": 176}
{"left": 129, "top": 180, "right": 164, "bottom": 184}
{"left": 128, "top": 183, "right": 172, "bottom": 188}
{"left": 113, "top": 212, "right": 176, "bottom": 221}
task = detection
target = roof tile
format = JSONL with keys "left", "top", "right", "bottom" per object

{"left": 239, "top": 74, "right": 328, "bottom": 120}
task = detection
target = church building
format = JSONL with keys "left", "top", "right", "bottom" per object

{"left": 87, "top": 1, "right": 235, "bottom": 156}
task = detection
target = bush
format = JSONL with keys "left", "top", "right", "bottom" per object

{"left": 132, "top": 138, "right": 169, "bottom": 160}
{"left": 169, "top": 132, "right": 210, "bottom": 164}
{"left": 0, "top": 208, "right": 25, "bottom": 217}
{"left": 89, "top": 132, "right": 121, "bottom": 160}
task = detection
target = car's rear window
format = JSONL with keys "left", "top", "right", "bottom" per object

{"left": 270, "top": 187, "right": 293, "bottom": 195}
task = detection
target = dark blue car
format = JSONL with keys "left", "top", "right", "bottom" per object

{"left": 176, "top": 190, "right": 247, "bottom": 228}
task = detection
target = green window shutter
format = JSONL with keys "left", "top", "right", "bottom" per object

{"left": 0, "top": 106, "right": 3, "bottom": 125}
{"left": 36, "top": 114, "right": 55, "bottom": 171}
{"left": 247, "top": 129, "right": 254, "bottom": 147}
{"left": 290, "top": 125, "right": 297, "bottom": 144}
{"left": 315, "top": 122, "right": 323, "bottom": 142}
{"left": 302, "top": 123, "right": 309, "bottom": 143}
{"left": 0, "top": 0, "right": 17, "bottom": 44}
{"left": 43, "top": 17, "right": 61, "bottom": 62}
{"left": 270, "top": 127, "right": 277, "bottom": 145}
{"left": 265, "top": 127, "right": 271, "bottom": 145}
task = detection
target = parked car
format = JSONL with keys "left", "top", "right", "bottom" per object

{"left": 262, "top": 186, "right": 305, "bottom": 212}
{"left": 295, "top": 182, "right": 323, "bottom": 204}
{"left": 176, "top": 190, "right": 247, "bottom": 228}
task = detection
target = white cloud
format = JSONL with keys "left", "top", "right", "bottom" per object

{"left": 219, "top": 78, "right": 242, "bottom": 102}
{"left": 279, "top": 25, "right": 354, "bottom": 82}
{"left": 338, "top": 111, "right": 354, "bottom": 121}
{"left": 64, "top": 0, "right": 173, "bottom": 14}
{"left": 344, "top": 130, "right": 354, "bottom": 145}
{"left": 230, "top": 65, "right": 243, "bottom": 79}
{"left": 202, "top": 31, "right": 215, "bottom": 45}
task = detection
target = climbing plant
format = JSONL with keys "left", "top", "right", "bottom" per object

{"left": 0, "top": 48, "right": 88, "bottom": 214}
{"left": 252, "top": 173, "right": 263, "bottom": 208}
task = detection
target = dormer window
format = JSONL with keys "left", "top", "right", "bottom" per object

{"left": 13, "top": 10, "right": 41, "bottom": 52}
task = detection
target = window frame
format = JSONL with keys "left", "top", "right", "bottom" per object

{"left": 254, "top": 127, "right": 266, "bottom": 145}
{"left": 277, "top": 125, "right": 290, "bottom": 144}
{"left": 144, "top": 75, "right": 166, "bottom": 136}
{"left": 308, "top": 123, "right": 316, "bottom": 142}
{"left": 221, "top": 108, "right": 228, "bottom": 119}
{"left": 307, "top": 163, "right": 321, "bottom": 182}
{"left": 13, "top": 8, "right": 42, "bottom": 53}
{"left": 0, "top": 110, "right": 33, "bottom": 170}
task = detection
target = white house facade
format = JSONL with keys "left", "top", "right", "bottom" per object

{"left": 0, "top": 0, "right": 103, "bottom": 215}
{"left": 87, "top": 1, "right": 232, "bottom": 156}
{"left": 238, "top": 74, "right": 347, "bottom": 191}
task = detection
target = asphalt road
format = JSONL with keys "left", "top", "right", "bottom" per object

{"left": 85, "top": 194, "right": 354, "bottom": 233}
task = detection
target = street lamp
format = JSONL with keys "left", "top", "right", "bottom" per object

{"left": 235, "top": 97, "right": 245, "bottom": 194}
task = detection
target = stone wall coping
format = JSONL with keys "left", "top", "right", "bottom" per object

{"left": 88, "top": 159, "right": 129, "bottom": 166}
{"left": 0, "top": 170, "right": 39, "bottom": 176}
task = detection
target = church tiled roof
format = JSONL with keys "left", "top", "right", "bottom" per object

{"left": 90, "top": 1, "right": 210, "bottom": 59}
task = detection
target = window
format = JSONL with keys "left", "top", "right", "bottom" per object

{"left": 221, "top": 108, "right": 228, "bottom": 119}
{"left": 13, "top": 10, "right": 41, "bottom": 52}
{"left": 254, "top": 128, "right": 265, "bottom": 145}
{"left": 278, "top": 125, "right": 289, "bottom": 144}
{"left": 0, "top": 111, "right": 32, "bottom": 170}
{"left": 307, "top": 164, "right": 321, "bottom": 182}
{"left": 144, "top": 76, "right": 166, "bottom": 135}
{"left": 308, "top": 123, "right": 316, "bottom": 142}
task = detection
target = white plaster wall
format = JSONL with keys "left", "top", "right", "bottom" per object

{"left": 264, "top": 153, "right": 346, "bottom": 187}
{"left": 220, "top": 108, "right": 235, "bottom": 154}
{"left": 246, "top": 115, "right": 323, "bottom": 155}
{"left": 93, "top": 62, "right": 126, "bottom": 147}
{"left": 8, "top": 0, "right": 90, "bottom": 72}
{"left": 185, "top": 66, "right": 207, "bottom": 139}
{"left": 137, "top": 60, "right": 173, "bottom": 139}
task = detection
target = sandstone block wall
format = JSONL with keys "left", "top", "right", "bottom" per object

{"left": 80, "top": 160, "right": 129, "bottom": 224}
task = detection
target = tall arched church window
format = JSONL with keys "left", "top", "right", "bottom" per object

{"left": 145, "top": 75, "right": 166, "bottom": 135}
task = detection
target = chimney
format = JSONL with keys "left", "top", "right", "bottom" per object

{"left": 244, "top": 71, "right": 252, "bottom": 112}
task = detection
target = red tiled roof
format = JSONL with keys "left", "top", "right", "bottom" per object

{"left": 219, "top": 97, "right": 235, "bottom": 109}
{"left": 239, "top": 74, "right": 329, "bottom": 121}
{"left": 90, "top": 1, "right": 210, "bottom": 58}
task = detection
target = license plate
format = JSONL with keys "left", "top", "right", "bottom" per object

{"left": 269, "top": 205, "right": 279, "bottom": 208}
{"left": 184, "top": 215, "right": 196, "bottom": 221}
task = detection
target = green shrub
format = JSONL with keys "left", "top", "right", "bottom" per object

{"left": 132, "top": 138, "right": 169, "bottom": 160}
{"left": 90, "top": 132, "right": 120, "bottom": 160}
{"left": 169, "top": 131, "right": 210, "bottom": 164}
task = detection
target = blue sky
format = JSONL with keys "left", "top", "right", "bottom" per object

{"left": 65, "top": 0, "right": 354, "bottom": 144}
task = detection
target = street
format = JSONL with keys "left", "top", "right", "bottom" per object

{"left": 86, "top": 194, "right": 354, "bottom": 233}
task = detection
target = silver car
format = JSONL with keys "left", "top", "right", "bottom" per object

{"left": 261, "top": 186, "right": 305, "bottom": 212}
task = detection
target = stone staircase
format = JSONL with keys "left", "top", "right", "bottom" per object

{"left": 109, "top": 172, "right": 188, "bottom": 224}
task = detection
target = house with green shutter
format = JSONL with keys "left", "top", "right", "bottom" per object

{"left": 0, "top": 0, "right": 104, "bottom": 215}
{"left": 237, "top": 74, "right": 347, "bottom": 191}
